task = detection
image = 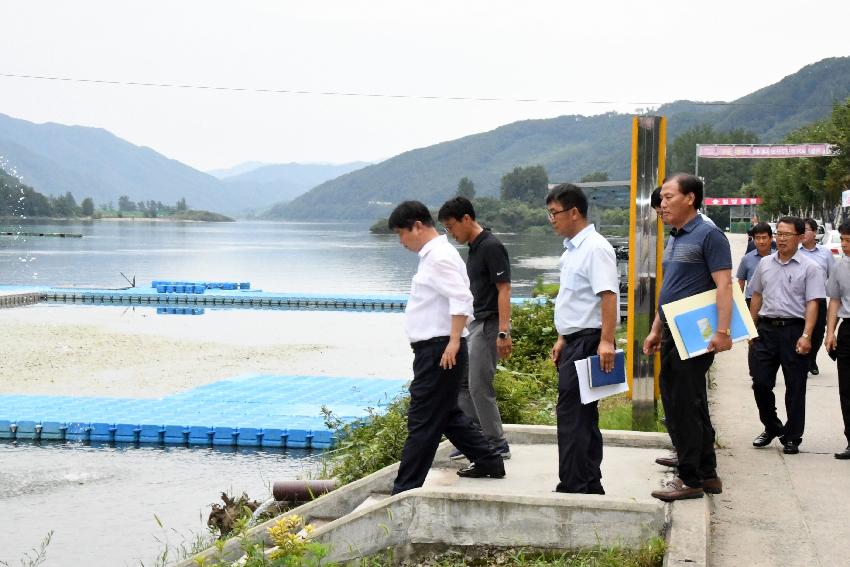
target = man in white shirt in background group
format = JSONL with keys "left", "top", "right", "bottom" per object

{"left": 387, "top": 200, "right": 506, "bottom": 495}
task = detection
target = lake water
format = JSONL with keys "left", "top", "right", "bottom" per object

{"left": 0, "top": 219, "right": 564, "bottom": 293}
{"left": 0, "top": 219, "right": 565, "bottom": 566}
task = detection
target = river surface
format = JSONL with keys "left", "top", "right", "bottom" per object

{"left": 0, "top": 219, "right": 566, "bottom": 566}
{"left": 0, "top": 219, "right": 564, "bottom": 293}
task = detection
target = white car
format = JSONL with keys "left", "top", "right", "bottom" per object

{"left": 820, "top": 229, "right": 842, "bottom": 258}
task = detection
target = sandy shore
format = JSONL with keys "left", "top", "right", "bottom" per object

{"left": 0, "top": 304, "right": 412, "bottom": 398}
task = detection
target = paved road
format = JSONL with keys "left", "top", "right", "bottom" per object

{"left": 709, "top": 234, "right": 850, "bottom": 567}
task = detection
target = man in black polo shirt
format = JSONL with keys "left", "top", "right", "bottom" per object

{"left": 438, "top": 197, "right": 512, "bottom": 459}
{"left": 643, "top": 174, "right": 732, "bottom": 501}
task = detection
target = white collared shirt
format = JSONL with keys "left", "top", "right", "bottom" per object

{"left": 405, "top": 234, "right": 474, "bottom": 342}
{"left": 554, "top": 224, "right": 619, "bottom": 336}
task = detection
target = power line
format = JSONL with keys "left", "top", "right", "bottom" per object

{"left": 0, "top": 72, "right": 839, "bottom": 109}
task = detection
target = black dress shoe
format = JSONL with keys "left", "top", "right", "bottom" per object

{"left": 753, "top": 431, "right": 778, "bottom": 447}
{"left": 783, "top": 441, "right": 800, "bottom": 454}
{"left": 809, "top": 362, "right": 819, "bottom": 375}
{"left": 457, "top": 462, "right": 505, "bottom": 479}
{"left": 835, "top": 446, "right": 850, "bottom": 460}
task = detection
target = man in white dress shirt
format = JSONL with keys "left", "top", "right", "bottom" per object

{"left": 547, "top": 184, "right": 619, "bottom": 494}
{"left": 388, "top": 201, "right": 505, "bottom": 494}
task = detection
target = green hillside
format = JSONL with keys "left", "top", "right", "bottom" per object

{"left": 271, "top": 56, "right": 850, "bottom": 220}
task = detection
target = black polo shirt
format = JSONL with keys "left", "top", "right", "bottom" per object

{"left": 467, "top": 229, "right": 511, "bottom": 320}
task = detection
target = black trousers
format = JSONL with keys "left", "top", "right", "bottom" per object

{"left": 835, "top": 321, "right": 850, "bottom": 445}
{"left": 660, "top": 326, "right": 716, "bottom": 488}
{"left": 392, "top": 338, "right": 499, "bottom": 494}
{"left": 555, "top": 331, "right": 603, "bottom": 493}
{"left": 809, "top": 298, "right": 827, "bottom": 368}
{"left": 750, "top": 321, "right": 808, "bottom": 444}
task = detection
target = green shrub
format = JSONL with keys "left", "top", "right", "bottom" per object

{"left": 321, "top": 396, "right": 409, "bottom": 485}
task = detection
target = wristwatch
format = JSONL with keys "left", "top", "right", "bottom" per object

{"left": 802, "top": 333, "right": 810, "bottom": 339}
{"left": 717, "top": 328, "right": 732, "bottom": 335}
{"left": 497, "top": 331, "right": 510, "bottom": 340}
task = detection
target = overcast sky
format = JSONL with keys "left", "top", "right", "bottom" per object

{"left": 0, "top": 0, "right": 848, "bottom": 172}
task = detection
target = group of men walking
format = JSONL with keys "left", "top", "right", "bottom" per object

{"left": 386, "top": 172, "right": 850, "bottom": 503}
{"left": 387, "top": 183, "right": 619, "bottom": 497}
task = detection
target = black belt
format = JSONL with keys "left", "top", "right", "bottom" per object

{"left": 563, "top": 328, "right": 601, "bottom": 340}
{"left": 759, "top": 317, "right": 805, "bottom": 327}
{"left": 411, "top": 336, "right": 465, "bottom": 349}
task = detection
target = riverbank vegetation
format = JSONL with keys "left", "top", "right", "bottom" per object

{"left": 369, "top": 168, "right": 631, "bottom": 235}
{"left": 1, "top": 168, "right": 233, "bottom": 222}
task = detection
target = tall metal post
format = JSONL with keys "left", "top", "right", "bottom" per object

{"left": 626, "top": 115, "right": 666, "bottom": 430}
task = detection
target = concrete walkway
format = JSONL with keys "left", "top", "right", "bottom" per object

{"left": 709, "top": 234, "right": 850, "bottom": 567}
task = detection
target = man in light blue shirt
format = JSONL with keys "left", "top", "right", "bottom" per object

{"left": 547, "top": 183, "right": 619, "bottom": 495}
{"left": 737, "top": 222, "right": 774, "bottom": 306}
{"left": 800, "top": 218, "right": 835, "bottom": 375}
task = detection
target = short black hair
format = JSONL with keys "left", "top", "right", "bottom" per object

{"left": 666, "top": 173, "right": 704, "bottom": 210}
{"left": 651, "top": 187, "right": 662, "bottom": 209}
{"left": 804, "top": 218, "right": 818, "bottom": 232}
{"left": 387, "top": 200, "right": 435, "bottom": 231}
{"left": 437, "top": 196, "right": 476, "bottom": 222}
{"left": 750, "top": 221, "right": 773, "bottom": 237}
{"left": 839, "top": 220, "right": 850, "bottom": 236}
{"left": 777, "top": 216, "right": 805, "bottom": 235}
{"left": 545, "top": 183, "right": 588, "bottom": 217}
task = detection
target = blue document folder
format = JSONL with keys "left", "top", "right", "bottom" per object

{"left": 673, "top": 303, "right": 750, "bottom": 357}
{"left": 586, "top": 350, "right": 626, "bottom": 388}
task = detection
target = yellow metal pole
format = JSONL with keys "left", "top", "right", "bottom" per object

{"left": 654, "top": 117, "right": 666, "bottom": 401}
{"left": 626, "top": 117, "right": 639, "bottom": 397}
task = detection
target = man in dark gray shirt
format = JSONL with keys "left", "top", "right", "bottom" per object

{"left": 438, "top": 197, "right": 512, "bottom": 460}
{"left": 643, "top": 174, "right": 732, "bottom": 502}
{"left": 748, "top": 217, "right": 826, "bottom": 455}
{"left": 824, "top": 220, "right": 850, "bottom": 460}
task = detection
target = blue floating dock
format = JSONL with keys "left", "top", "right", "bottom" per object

{"left": 0, "top": 375, "right": 407, "bottom": 450}
{"left": 0, "top": 284, "right": 540, "bottom": 313}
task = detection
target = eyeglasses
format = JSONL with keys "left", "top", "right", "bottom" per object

{"left": 774, "top": 231, "right": 801, "bottom": 239}
{"left": 546, "top": 207, "right": 573, "bottom": 220}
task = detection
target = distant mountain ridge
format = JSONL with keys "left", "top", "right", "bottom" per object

{"left": 219, "top": 161, "right": 372, "bottom": 206}
{"left": 271, "top": 56, "right": 850, "bottom": 220}
{"left": 0, "top": 114, "right": 367, "bottom": 216}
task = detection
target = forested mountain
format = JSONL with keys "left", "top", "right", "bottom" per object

{"left": 0, "top": 115, "right": 362, "bottom": 216}
{"left": 0, "top": 113, "right": 234, "bottom": 212}
{"left": 272, "top": 56, "right": 850, "bottom": 220}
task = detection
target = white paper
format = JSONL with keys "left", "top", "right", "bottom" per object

{"left": 574, "top": 357, "right": 630, "bottom": 405}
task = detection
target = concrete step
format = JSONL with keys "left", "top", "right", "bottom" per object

{"left": 351, "top": 492, "right": 392, "bottom": 514}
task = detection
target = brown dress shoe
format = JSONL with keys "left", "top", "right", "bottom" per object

{"left": 655, "top": 453, "right": 678, "bottom": 468}
{"left": 702, "top": 476, "right": 723, "bottom": 494}
{"left": 651, "top": 477, "right": 704, "bottom": 502}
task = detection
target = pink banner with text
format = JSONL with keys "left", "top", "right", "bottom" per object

{"left": 704, "top": 197, "right": 762, "bottom": 206}
{"left": 696, "top": 143, "right": 839, "bottom": 159}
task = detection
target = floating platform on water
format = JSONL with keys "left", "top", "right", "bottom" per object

{"left": 0, "top": 291, "right": 41, "bottom": 309}
{"left": 0, "top": 375, "right": 407, "bottom": 449}
{"left": 0, "top": 231, "right": 82, "bottom": 238}
{"left": 0, "top": 284, "right": 542, "bottom": 312}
